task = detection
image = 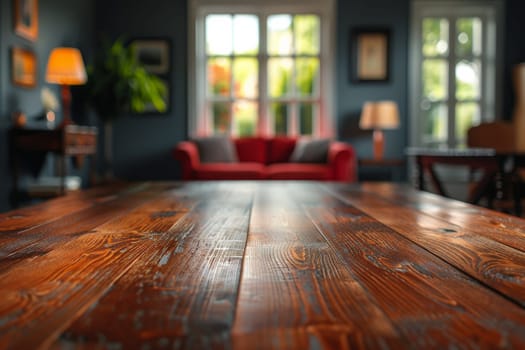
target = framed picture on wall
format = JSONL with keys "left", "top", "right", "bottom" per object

{"left": 14, "top": 0, "right": 39, "bottom": 41}
{"left": 131, "top": 38, "right": 171, "bottom": 74}
{"left": 11, "top": 47, "right": 37, "bottom": 88}
{"left": 350, "top": 28, "right": 390, "bottom": 82}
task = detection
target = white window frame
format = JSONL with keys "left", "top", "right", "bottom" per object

{"left": 409, "top": 0, "right": 504, "bottom": 148}
{"left": 188, "top": 0, "right": 336, "bottom": 138}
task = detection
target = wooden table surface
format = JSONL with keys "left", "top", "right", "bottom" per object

{"left": 1, "top": 181, "right": 525, "bottom": 349}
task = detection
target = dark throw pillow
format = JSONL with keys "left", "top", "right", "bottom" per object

{"left": 290, "top": 138, "right": 331, "bottom": 163}
{"left": 192, "top": 136, "right": 238, "bottom": 163}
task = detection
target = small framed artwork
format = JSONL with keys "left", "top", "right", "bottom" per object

{"left": 14, "top": 0, "right": 39, "bottom": 41}
{"left": 131, "top": 38, "right": 171, "bottom": 74}
{"left": 11, "top": 47, "right": 37, "bottom": 88}
{"left": 350, "top": 28, "right": 390, "bottom": 82}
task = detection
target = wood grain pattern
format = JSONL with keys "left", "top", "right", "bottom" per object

{"left": 323, "top": 183, "right": 525, "bottom": 307}
{"left": 0, "top": 181, "right": 133, "bottom": 234}
{"left": 299, "top": 183, "right": 525, "bottom": 348}
{"left": 55, "top": 182, "right": 254, "bottom": 349}
{"left": 0, "top": 181, "right": 524, "bottom": 349}
{"left": 358, "top": 182, "right": 525, "bottom": 253}
{"left": 233, "top": 183, "right": 403, "bottom": 349}
{"left": 0, "top": 182, "right": 173, "bottom": 274}
{"left": 0, "top": 183, "right": 185, "bottom": 349}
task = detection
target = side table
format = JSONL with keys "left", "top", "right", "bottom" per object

{"left": 9, "top": 125, "right": 98, "bottom": 205}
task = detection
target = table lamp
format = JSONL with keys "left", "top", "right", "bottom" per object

{"left": 359, "top": 101, "right": 400, "bottom": 160}
{"left": 45, "top": 47, "right": 87, "bottom": 127}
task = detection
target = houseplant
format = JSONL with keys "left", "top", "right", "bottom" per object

{"left": 87, "top": 38, "right": 167, "bottom": 178}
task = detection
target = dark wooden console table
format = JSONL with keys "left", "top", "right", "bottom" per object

{"left": 0, "top": 181, "right": 524, "bottom": 348}
{"left": 9, "top": 125, "right": 98, "bottom": 203}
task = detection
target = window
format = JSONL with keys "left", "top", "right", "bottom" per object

{"left": 410, "top": 1, "right": 503, "bottom": 148}
{"left": 189, "top": 0, "right": 335, "bottom": 138}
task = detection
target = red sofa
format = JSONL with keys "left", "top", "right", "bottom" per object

{"left": 173, "top": 137, "right": 357, "bottom": 182}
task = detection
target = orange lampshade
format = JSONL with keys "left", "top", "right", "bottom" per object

{"left": 45, "top": 48, "right": 87, "bottom": 85}
{"left": 359, "top": 101, "right": 400, "bottom": 130}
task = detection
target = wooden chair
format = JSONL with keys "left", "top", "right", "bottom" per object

{"left": 467, "top": 121, "right": 522, "bottom": 215}
{"left": 467, "top": 121, "right": 516, "bottom": 153}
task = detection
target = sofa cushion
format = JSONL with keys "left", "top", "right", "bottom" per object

{"left": 194, "top": 163, "right": 265, "bottom": 180}
{"left": 234, "top": 137, "right": 267, "bottom": 163}
{"left": 266, "top": 163, "right": 331, "bottom": 180}
{"left": 268, "top": 137, "right": 297, "bottom": 164}
{"left": 290, "top": 138, "right": 330, "bottom": 163}
{"left": 192, "top": 136, "right": 238, "bottom": 163}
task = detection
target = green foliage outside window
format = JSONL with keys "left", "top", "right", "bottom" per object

{"left": 207, "top": 14, "right": 319, "bottom": 136}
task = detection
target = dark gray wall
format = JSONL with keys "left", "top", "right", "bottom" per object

{"left": 0, "top": 0, "right": 95, "bottom": 212}
{"left": 94, "top": 0, "right": 187, "bottom": 181}
{"left": 336, "top": 0, "right": 409, "bottom": 160}
{"left": 503, "top": 0, "right": 525, "bottom": 119}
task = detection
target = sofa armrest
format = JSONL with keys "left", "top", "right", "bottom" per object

{"left": 327, "top": 142, "right": 357, "bottom": 182}
{"left": 173, "top": 141, "right": 200, "bottom": 180}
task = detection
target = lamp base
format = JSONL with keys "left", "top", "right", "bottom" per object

{"left": 373, "top": 129, "right": 385, "bottom": 160}
{"left": 59, "top": 84, "right": 74, "bottom": 128}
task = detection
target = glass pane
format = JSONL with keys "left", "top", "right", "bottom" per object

{"left": 456, "top": 60, "right": 481, "bottom": 100}
{"left": 208, "top": 58, "right": 231, "bottom": 97}
{"left": 422, "top": 18, "right": 449, "bottom": 56}
{"left": 295, "top": 58, "right": 319, "bottom": 97}
{"left": 212, "top": 102, "right": 231, "bottom": 134}
{"left": 233, "top": 58, "right": 258, "bottom": 98}
{"left": 422, "top": 103, "right": 447, "bottom": 142}
{"left": 271, "top": 103, "right": 289, "bottom": 135}
{"left": 268, "top": 58, "right": 292, "bottom": 97}
{"left": 206, "top": 15, "right": 232, "bottom": 55}
{"left": 294, "top": 15, "right": 320, "bottom": 55}
{"left": 268, "top": 15, "right": 293, "bottom": 55}
{"left": 456, "top": 103, "right": 480, "bottom": 141}
{"left": 423, "top": 59, "right": 448, "bottom": 101}
{"left": 233, "top": 101, "right": 257, "bottom": 136}
{"left": 456, "top": 17, "right": 482, "bottom": 56}
{"left": 233, "top": 15, "right": 259, "bottom": 55}
{"left": 299, "top": 103, "right": 314, "bottom": 135}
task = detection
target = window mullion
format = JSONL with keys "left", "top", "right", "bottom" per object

{"left": 479, "top": 13, "right": 488, "bottom": 123}
{"left": 259, "top": 13, "right": 269, "bottom": 136}
{"left": 288, "top": 17, "right": 296, "bottom": 136}
{"left": 447, "top": 15, "right": 457, "bottom": 148}
{"left": 229, "top": 16, "right": 236, "bottom": 136}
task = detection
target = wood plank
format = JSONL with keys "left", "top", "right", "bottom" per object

{"left": 328, "top": 183, "right": 525, "bottom": 306}
{"left": 0, "top": 183, "right": 176, "bottom": 274}
{"left": 358, "top": 182, "right": 525, "bottom": 253}
{"left": 53, "top": 182, "right": 254, "bottom": 349}
{"left": 0, "top": 181, "right": 135, "bottom": 234}
{"left": 232, "top": 182, "right": 404, "bottom": 349}
{"left": 295, "top": 183, "right": 525, "bottom": 347}
{"left": 0, "top": 184, "right": 193, "bottom": 349}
